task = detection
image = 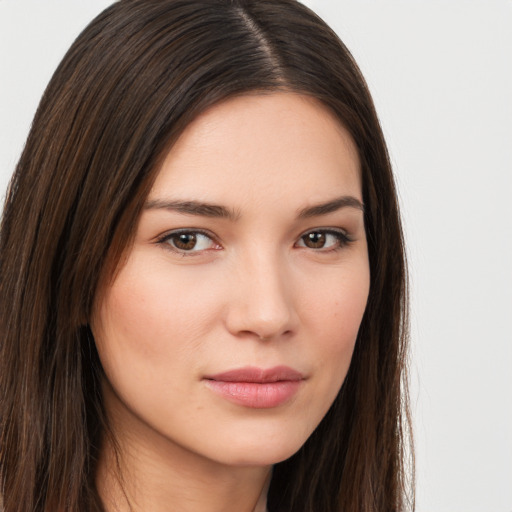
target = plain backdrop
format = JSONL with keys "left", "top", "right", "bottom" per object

{"left": 1, "top": 1, "right": 511, "bottom": 511}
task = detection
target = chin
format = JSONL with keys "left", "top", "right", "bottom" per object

{"left": 207, "top": 431, "right": 307, "bottom": 468}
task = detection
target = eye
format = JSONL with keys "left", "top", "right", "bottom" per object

{"left": 296, "top": 229, "right": 350, "bottom": 250}
{"left": 158, "top": 230, "right": 219, "bottom": 253}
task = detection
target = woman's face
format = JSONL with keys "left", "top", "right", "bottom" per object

{"left": 91, "top": 93, "right": 369, "bottom": 467}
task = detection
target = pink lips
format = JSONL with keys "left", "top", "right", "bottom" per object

{"left": 203, "top": 366, "right": 304, "bottom": 408}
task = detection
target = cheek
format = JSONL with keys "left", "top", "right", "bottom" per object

{"left": 301, "top": 259, "right": 370, "bottom": 386}
{"left": 304, "top": 259, "right": 369, "bottom": 341}
{"left": 91, "top": 260, "right": 221, "bottom": 383}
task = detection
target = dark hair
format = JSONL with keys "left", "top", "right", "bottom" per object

{"left": 0, "top": 1, "right": 412, "bottom": 510}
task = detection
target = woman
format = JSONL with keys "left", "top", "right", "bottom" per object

{"left": 0, "top": 1, "right": 412, "bottom": 511}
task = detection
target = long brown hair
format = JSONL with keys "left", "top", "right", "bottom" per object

{"left": 0, "top": 1, "right": 413, "bottom": 510}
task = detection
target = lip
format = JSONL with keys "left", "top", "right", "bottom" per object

{"left": 203, "top": 365, "right": 304, "bottom": 408}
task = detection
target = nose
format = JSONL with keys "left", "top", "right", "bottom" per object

{"left": 224, "top": 251, "right": 298, "bottom": 341}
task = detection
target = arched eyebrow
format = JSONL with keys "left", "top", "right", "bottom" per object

{"left": 297, "top": 196, "right": 364, "bottom": 218}
{"left": 144, "top": 195, "right": 363, "bottom": 221}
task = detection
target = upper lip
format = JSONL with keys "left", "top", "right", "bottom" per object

{"left": 204, "top": 365, "right": 304, "bottom": 383}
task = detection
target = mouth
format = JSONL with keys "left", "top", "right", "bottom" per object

{"left": 203, "top": 366, "right": 304, "bottom": 409}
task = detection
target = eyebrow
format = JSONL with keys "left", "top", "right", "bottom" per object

{"left": 297, "top": 196, "right": 365, "bottom": 218}
{"left": 144, "top": 195, "right": 364, "bottom": 221}
{"left": 144, "top": 199, "right": 240, "bottom": 220}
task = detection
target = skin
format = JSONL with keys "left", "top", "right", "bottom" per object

{"left": 92, "top": 92, "right": 370, "bottom": 512}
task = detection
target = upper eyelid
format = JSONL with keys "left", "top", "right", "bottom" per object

{"left": 156, "top": 226, "right": 349, "bottom": 237}
{"left": 299, "top": 226, "right": 350, "bottom": 238}
{"left": 156, "top": 227, "right": 217, "bottom": 242}
{"left": 303, "top": 226, "right": 347, "bottom": 233}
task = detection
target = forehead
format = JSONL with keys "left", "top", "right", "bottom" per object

{"left": 149, "top": 92, "right": 362, "bottom": 209}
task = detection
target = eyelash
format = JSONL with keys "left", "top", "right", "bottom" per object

{"left": 156, "top": 229, "right": 220, "bottom": 256}
{"left": 296, "top": 229, "right": 352, "bottom": 252}
{"left": 156, "top": 228, "right": 353, "bottom": 256}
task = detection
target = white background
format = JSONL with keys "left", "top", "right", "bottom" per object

{"left": 1, "top": 1, "right": 511, "bottom": 511}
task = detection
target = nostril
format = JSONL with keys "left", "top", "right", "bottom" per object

{"left": 256, "top": 329, "right": 294, "bottom": 341}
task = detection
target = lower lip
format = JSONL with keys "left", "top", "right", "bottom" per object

{"left": 204, "top": 380, "right": 302, "bottom": 408}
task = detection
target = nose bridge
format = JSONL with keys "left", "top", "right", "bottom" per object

{"left": 226, "top": 244, "right": 296, "bottom": 339}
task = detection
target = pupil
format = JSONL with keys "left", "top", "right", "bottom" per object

{"left": 306, "top": 232, "right": 325, "bottom": 248}
{"left": 175, "top": 233, "right": 197, "bottom": 250}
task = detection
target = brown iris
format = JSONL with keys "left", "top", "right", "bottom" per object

{"left": 173, "top": 233, "right": 197, "bottom": 250}
{"left": 303, "top": 232, "right": 326, "bottom": 249}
